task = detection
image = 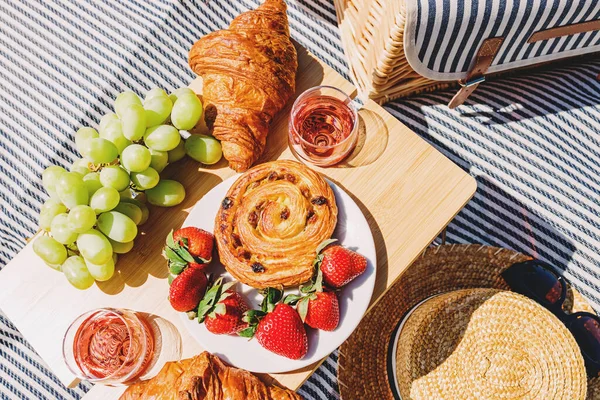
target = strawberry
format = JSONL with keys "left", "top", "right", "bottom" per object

{"left": 240, "top": 288, "right": 308, "bottom": 360}
{"left": 163, "top": 229, "right": 213, "bottom": 279}
{"left": 168, "top": 267, "right": 208, "bottom": 312}
{"left": 205, "top": 291, "right": 249, "bottom": 334}
{"left": 318, "top": 243, "right": 367, "bottom": 288}
{"left": 197, "top": 278, "right": 248, "bottom": 335}
{"left": 255, "top": 304, "right": 308, "bottom": 360}
{"left": 173, "top": 227, "right": 214, "bottom": 262}
{"left": 302, "top": 291, "right": 339, "bottom": 331}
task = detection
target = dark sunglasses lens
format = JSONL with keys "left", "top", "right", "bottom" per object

{"left": 522, "top": 263, "right": 563, "bottom": 306}
{"left": 570, "top": 315, "right": 600, "bottom": 362}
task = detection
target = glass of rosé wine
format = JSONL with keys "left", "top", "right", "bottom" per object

{"left": 63, "top": 308, "right": 155, "bottom": 385}
{"left": 289, "top": 85, "right": 359, "bottom": 167}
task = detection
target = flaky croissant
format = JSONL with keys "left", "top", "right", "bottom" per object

{"left": 188, "top": 0, "right": 298, "bottom": 172}
{"left": 120, "top": 352, "right": 302, "bottom": 400}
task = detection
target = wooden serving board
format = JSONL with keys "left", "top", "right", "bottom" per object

{"left": 0, "top": 45, "right": 475, "bottom": 398}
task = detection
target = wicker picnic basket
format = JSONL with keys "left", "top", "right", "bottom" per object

{"left": 333, "top": 0, "right": 600, "bottom": 107}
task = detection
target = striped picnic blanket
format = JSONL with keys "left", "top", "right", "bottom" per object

{"left": 0, "top": 1, "right": 599, "bottom": 399}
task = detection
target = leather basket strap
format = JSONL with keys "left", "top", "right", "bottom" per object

{"left": 448, "top": 37, "right": 504, "bottom": 109}
{"left": 529, "top": 19, "right": 600, "bottom": 43}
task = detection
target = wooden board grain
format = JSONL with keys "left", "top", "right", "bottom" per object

{"left": 0, "top": 45, "right": 475, "bottom": 399}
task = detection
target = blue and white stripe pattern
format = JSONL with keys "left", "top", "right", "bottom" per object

{"left": 404, "top": 0, "right": 600, "bottom": 80}
{"left": 0, "top": 1, "right": 599, "bottom": 399}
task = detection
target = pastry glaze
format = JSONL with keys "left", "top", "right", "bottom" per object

{"left": 188, "top": 0, "right": 298, "bottom": 172}
{"left": 215, "top": 160, "right": 337, "bottom": 288}
{"left": 120, "top": 352, "right": 302, "bottom": 400}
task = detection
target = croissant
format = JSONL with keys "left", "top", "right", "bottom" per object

{"left": 120, "top": 352, "right": 302, "bottom": 400}
{"left": 188, "top": 0, "right": 298, "bottom": 172}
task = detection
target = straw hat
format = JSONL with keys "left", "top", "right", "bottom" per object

{"left": 338, "top": 244, "right": 599, "bottom": 400}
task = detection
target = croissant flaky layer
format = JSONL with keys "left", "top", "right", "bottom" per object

{"left": 189, "top": 0, "right": 298, "bottom": 172}
{"left": 215, "top": 160, "right": 338, "bottom": 289}
{"left": 120, "top": 352, "right": 302, "bottom": 400}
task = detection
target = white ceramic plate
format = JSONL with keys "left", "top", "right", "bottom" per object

{"left": 180, "top": 174, "right": 376, "bottom": 373}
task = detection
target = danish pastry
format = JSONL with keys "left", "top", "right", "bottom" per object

{"left": 215, "top": 160, "right": 337, "bottom": 288}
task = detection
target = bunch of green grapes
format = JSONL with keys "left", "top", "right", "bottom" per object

{"left": 34, "top": 87, "right": 223, "bottom": 289}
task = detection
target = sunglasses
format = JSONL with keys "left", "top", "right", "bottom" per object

{"left": 502, "top": 260, "right": 600, "bottom": 377}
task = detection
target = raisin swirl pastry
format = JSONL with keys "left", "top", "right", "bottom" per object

{"left": 215, "top": 160, "right": 337, "bottom": 289}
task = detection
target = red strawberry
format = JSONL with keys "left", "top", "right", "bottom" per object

{"left": 255, "top": 304, "right": 308, "bottom": 360}
{"left": 173, "top": 227, "right": 214, "bottom": 262}
{"left": 319, "top": 245, "right": 367, "bottom": 288}
{"left": 168, "top": 267, "right": 208, "bottom": 312}
{"left": 240, "top": 288, "right": 308, "bottom": 360}
{"left": 205, "top": 291, "right": 249, "bottom": 335}
{"left": 303, "top": 291, "right": 339, "bottom": 331}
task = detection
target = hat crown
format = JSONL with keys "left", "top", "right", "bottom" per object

{"left": 394, "top": 288, "right": 586, "bottom": 400}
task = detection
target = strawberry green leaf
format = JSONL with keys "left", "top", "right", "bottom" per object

{"left": 260, "top": 287, "right": 283, "bottom": 313}
{"left": 196, "top": 277, "right": 225, "bottom": 322}
{"left": 222, "top": 281, "right": 236, "bottom": 292}
{"left": 213, "top": 303, "right": 226, "bottom": 315}
{"left": 316, "top": 238, "right": 338, "bottom": 255}
{"left": 166, "top": 230, "right": 176, "bottom": 249}
{"left": 174, "top": 246, "right": 195, "bottom": 263}
{"left": 181, "top": 237, "right": 189, "bottom": 248}
{"left": 314, "top": 265, "right": 323, "bottom": 293}
{"left": 168, "top": 274, "right": 176, "bottom": 285}
{"left": 164, "top": 247, "right": 186, "bottom": 264}
{"left": 169, "top": 262, "right": 186, "bottom": 275}
{"left": 283, "top": 294, "right": 303, "bottom": 305}
{"left": 238, "top": 326, "right": 256, "bottom": 338}
{"left": 297, "top": 297, "right": 309, "bottom": 321}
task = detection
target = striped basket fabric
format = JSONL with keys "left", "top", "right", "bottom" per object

{"left": 335, "top": 0, "right": 600, "bottom": 105}
{"left": 1, "top": 1, "right": 600, "bottom": 400}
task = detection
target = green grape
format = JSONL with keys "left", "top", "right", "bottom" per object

{"left": 121, "top": 104, "right": 147, "bottom": 141}
{"left": 99, "top": 120, "right": 131, "bottom": 154}
{"left": 109, "top": 238, "right": 134, "bottom": 254}
{"left": 168, "top": 88, "right": 195, "bottom": 103}
{"left": 77, "top": 229, "right": 113, "bottom": 264}
{"left": 167, "top": 140, "right": 186, "bottom": 163}
{"left": 120, "top": 144, "right": 151, "bottom": 172}
{"left": 70, "top": 157, "right": 91, "bottom": 176}
{"left": 114, "top": 91, "right": 142, "bottom": 117}
{"left": 112, "top": 253, "right": 118, "bottom": 265}
{"left": 114, "top": 202, "right": 142, "bottom": 225}
{"left": 42, "top": 165, "right": 66, "bottom": 199}
{"left": 171, "top": 93, "right": 202, "bottom": 130}
{"left": 144, "top": 125, "right": 181, "bottom": 151}
{"left": 84, "top": 257, "right": 115, "bottom": 282}
{"left": 149, "top": 149, "right": 168, "bottom": 172}
{"left": 55, "top": 172, "right": 88, "bottom": 208}
{"left": 139, "top": 203, "right": 149, "bottom": 225}
{"left": 185, "top": 134, "right": 222, "bottom": 165}
{"left": 45, "top": 262, "right": 62, "bottom": 271}
{"left": 99, "top": 166, "right": 130, "bottom": 191}
{"left": 130, "top": 167, "right": 159, "bottom": 190}
{"left": 67, "top": 205, "right": 97, "bottom": 233}
{"left": 98, "top": 113, "right": 119, "bottom": 134}
{"left": 146, "top": 88, "right": 168, "bottom": 99}
{"left": 83, "top": 172, "right": 103, "bottom": 196}
{"left": 146, "top": 180, "right": 185, "bottom": 207}
{"left": 74, "top": 127, "right": 99, "bottom": 151}
{"left": 90, "top": 186, "right": 120, "bottom": 213}
{"left": 62, "top": 256, "right": 95, "bottom": 290}
{"left": 144, "top": 95, "right": 172, "bottom": 127}
{"left": 119, "top": 189, "right": 133, "bottom": 199}
{"left": 80, "top": 138, "right": 118, "bottom": 164}
{"left": 97, "top": 211, "right": 138, "bottom": 243}
{"left": 50, "top": 213, "right": 78, "bottom": 245}
{"left": 39, "top": 199, "right": 67, "bottom": 231}
{"left": 33, "top": 235, "right": 67, "bottom": 265}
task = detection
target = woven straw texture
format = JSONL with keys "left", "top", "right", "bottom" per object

{"left": 338, "top": 244, "right": 600, "bottom": 400}
{"left": 333, "top": 0, "right": 448, "bottom": 103}
{"left": 396, "top": 288, "right": 586, "bottom": 400}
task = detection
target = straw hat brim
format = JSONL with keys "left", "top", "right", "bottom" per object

{"left": 337, "top": 244, "right": 600, "bottom": 400}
